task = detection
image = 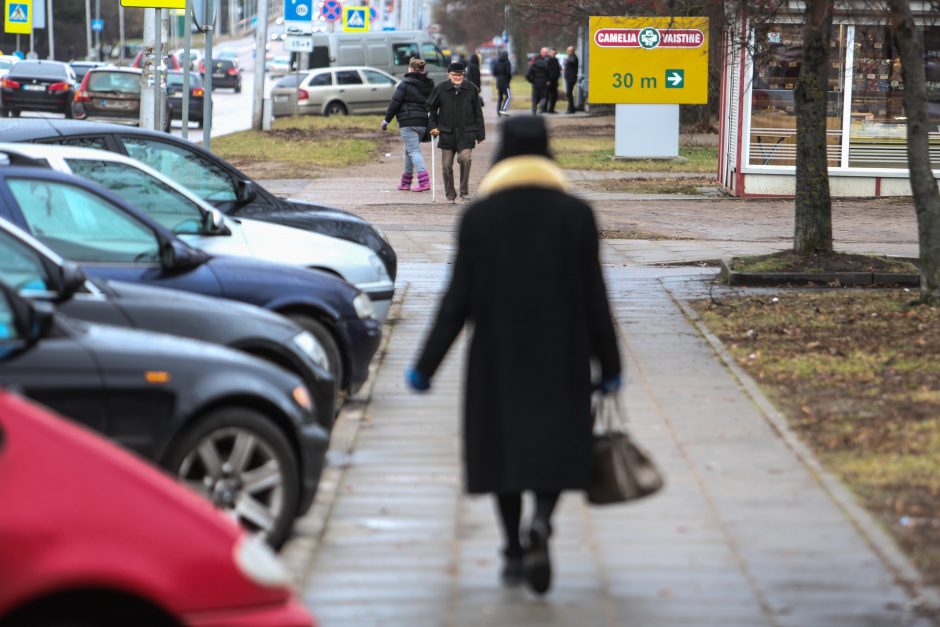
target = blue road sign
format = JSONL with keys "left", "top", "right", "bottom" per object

{"left": 91, "top": 18, "right": 104, "bottom": 32}
{"left": 283, "top": 0, "right": 312, "bottom": 23}
{"left": 321, "top": 0, "right": 341, "bottom": 22}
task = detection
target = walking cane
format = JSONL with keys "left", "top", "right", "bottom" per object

{"left": 431, "top": 135, "right": 437, "bottom": 202}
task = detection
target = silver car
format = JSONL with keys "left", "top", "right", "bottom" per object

{"left": 271, "top": 66, "right": 398, "bottom": 117}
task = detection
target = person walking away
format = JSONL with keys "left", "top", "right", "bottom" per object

{"left": 546, "top": 48, "right": 561, "bottom": 113}
{"left": 427, "top": 61, "right": 485, "bottom": 204}
{"left": 466, "top": 54, "right": 482, "bottom": 90}
{"left": 525, "top": 48, "right": 551, "bottom": 115}
{"left": 405, "top": 116, "right": 623, "bottom": 596}
{"left": 382, "top": 57, "right": 435, "bottom": 192}
{"left": 492, "top": 50, "right": 512, "bottom": 116}
{"left": 563, "top": 45, "right": 579, "bottom": 114}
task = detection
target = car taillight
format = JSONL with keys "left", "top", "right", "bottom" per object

{"left": 192, "top": 87, "right": 204, "bottom": 97}
{"left": 74, "top": 89, "right": 91, "bottom": 103}
{"left": 227, "top": 68, "right": 238, "bottom": 76}
{"left": 1, "top": 78, "right": 20, "bottom": 89}
{"left": 298, "top": 88, "right": 309, "bottom": 101}
{"left": 48, "top": 82, "right": 70, "bottom": 92}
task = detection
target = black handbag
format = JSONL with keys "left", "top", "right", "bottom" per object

{"left": 588, "top": 394, "right": 664, "bottom": 505}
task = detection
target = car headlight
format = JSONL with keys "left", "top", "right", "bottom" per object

{"left": 291, "top": 331, "right": 329, "bottom": 371}
{"left": 233, "top": 534, "right": 291, "bottom": 588}
{"left": 369, "top": 254, "right": 388, "bottom": 278}
{"left": 353, "top": 292, "right": 374, "bottom": 320}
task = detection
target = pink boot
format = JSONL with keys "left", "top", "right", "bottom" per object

{"left": 398, "top": 172, "right": 413, "bottom": 191}
{"left": 413, "top": 170, "right": 431, "bottom": 192}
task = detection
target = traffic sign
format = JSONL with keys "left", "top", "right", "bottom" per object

{"left": 284, "top": 35, "right": 312, "bottom": 52}
{"left": 588, "top": 16, "right": 708, "bottom": 105}
{"left": 342, "top": 6, "right": 369, "bottom": 32}
{"left": 284, "top": 0, "right": 311, "bottom": 23}
{"left": 91, "top": 18, "right": 104, "bottom": 32}
{"left": 369, "top": 7, "right": 377, "bottom": 24}
{"left": 120, "top": 0, "right": 186, "bottom": 9}
{"left": 320, "top": 0, "right": 341, "bottom": 22}
{"left": 4, "top": 0, "right": 31, "bottom": 34}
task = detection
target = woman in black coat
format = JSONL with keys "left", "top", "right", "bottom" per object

{"left": 491, "top": 51, "right": 512, "bottom": 116}
{"left": 407, "top": 117, "right": 622, "bottom": 595}
{"left": 466, "top": 54, "right": 482, "bottom": 90}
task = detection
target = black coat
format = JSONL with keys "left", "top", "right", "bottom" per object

{"left": 466, "top": 58, "right": 481, "bottom": 90}
{"left": 427, "top": 80, "right": 485, "bottom": 151}
{"left": 492, "top": 56, "right": 512, "bottom": 90}
{"left": 384, "top": 72, "right": 435, "bottom": 128}
{"left": 547, "top": 56, "right": 561, "bottom": 85}
{"left": 526, "top": 56, "right": 550, "bottom": 85}
{"left": 415, "top": 157, "right": 621, "bottom": 494}
{"left": 564, "top": 53, "right": 579, "bottom": 81}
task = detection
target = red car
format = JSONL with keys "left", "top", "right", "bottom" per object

{"left": 0, "top": 390, "right": 314, "bottom": 627}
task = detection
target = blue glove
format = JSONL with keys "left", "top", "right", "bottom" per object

{"left": 600, "top": 374, "right": 623, "bottom": 394}
{"left": 381, "top": 120, "right": 388, "bottom": 131}
{"left": 405, "top": 367, "right": 430, "bottom": 392}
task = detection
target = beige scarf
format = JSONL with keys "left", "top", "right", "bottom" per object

{"left": 478, "top": 156, "right": 569, "bottom": 197}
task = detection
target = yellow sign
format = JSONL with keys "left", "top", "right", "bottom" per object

{"left": 342, "top": 6, "right": 369, "bottom": 32}
{"left": 4, "top": 0, "right": 31, "bottom": 35}
{"left": 588, "top": 16, "right": 708, "bottom": 105}
{"left": 120, "top": 0, "right": 186, "bottom": 9}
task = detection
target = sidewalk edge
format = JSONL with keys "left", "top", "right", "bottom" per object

{"left": 667, "top": 284, "right": 940, "bottom": 616}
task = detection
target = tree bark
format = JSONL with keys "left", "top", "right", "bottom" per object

{"left": 793, "top": 0, "right": 834, "bottom": 255}
{"left": 888, "top": 0, "right": 940, "bottom": 303}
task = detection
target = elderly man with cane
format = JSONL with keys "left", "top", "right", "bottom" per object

{"left": 426, "top": 61, "right": 485, "bottom": 204}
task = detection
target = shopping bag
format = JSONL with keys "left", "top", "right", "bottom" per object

{"left": 588, "top": 395, "right": 664, "bottom": 505}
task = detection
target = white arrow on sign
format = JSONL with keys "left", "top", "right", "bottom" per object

{"left": 667, "top": 71, "right": 683, "bottom": 87}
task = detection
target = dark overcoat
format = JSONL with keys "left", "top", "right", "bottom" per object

{"left": 427, "top": 80, "right": 485, "bottom": 151}
{"left": 415, "top": 157, "right": 621, "bottom": 494}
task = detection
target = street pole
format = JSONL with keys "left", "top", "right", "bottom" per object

{"left": 140, "top": 9, "right": 157, "bottom": 130}
{"left": 29, "top": 25, "right": 33, "bottom": 57}
{"left": 95, "top": 0, "right": 101, "bottom": 60}
{"left": 47, "top": 0, "right": 55, "bottom": 59}
{"left": 159, "top": 9, "right": 169, "bottom": 132}
{"left": 119, "top": 4, "right": 126, "bottom": 64}
{"left": 182, "top": 0, "right": 192, "bottom": 139}
{"left": 202, "top": 0, "right": 215, "bottom": 149}
{"left": 84, "top": 0, "right": 92, "bottom": 60}
{"left": 250, "top": 0, "right": 268, "bottom": 130}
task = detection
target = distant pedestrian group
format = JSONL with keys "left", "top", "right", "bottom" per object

{"left": 526, "top": 46, "right": 579, "bottom": 115}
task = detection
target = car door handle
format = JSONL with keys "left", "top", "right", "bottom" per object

{"left": 339, "top": 89, "right": 345, "bottom": 93}
{"left": 371, "top": 87, "right": 377, "bottom": 91}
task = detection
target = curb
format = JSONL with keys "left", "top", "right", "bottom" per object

{"left": 667, "top": 284, "right": 940, "bottom": 618}
{"left": 720, "top": 257, "right": 921, "bottom": 287}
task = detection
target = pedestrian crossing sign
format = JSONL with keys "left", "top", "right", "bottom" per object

{"left": 4, "top": 0, "right": 31, "bottom": 34}
{"left": 343, "top": 6, "right": 369, "bottom": 32}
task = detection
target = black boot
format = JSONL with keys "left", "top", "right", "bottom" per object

{"left": 501, "top": 548, "right": 524, "bottom": 586}
{"left": 523, "top": 518, "right": 552, "bottom": 595}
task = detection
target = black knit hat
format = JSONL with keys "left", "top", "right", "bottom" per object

{"left": 447, "top": 61, "right": 466, "bottom": 73}
{"left": 494, "top": 116, "right": 553, "bottom": 163}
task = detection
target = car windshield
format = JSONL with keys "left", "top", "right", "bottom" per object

{"left": 0, "top": 59, "right": 15, "bottom": 70}
{"left": 167, "top": 72, "right": 202, "bottom": 87}
{"left": 9, "top": 61, "right": 66, "bottom": 79}
{"left": 211, "top": 60, "right": 235, "bottom": 71}
{"left": 87, "top": 71, "right": 140, "bottom": 94}
{"left": 274, "top": 74, "right": 301, "bottom": 88}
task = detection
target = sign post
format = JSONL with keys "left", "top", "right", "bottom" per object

{"left": 588, "top": 16, "right": 708, "bottom": 158}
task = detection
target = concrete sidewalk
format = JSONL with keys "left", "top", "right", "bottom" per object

{"left": 271, "top": 98, "right": 933, "bottom": 625}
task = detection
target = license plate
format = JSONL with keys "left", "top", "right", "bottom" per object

{"left": 274, "top": 95, "right": 288, "bottom": 102}
{"left": 23, "top": 84, "right": 45, "bottom": 91}
{"left": 212, "top": 73, "right": 225, "bottom": 79}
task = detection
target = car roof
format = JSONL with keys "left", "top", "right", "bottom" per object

{"left": 0, "top": 117, "right": 175, "bottom": 143}
{"left": 88, "top": 66, "right": 141, "bottom": 74}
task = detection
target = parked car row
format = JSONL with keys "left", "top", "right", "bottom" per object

{"left": 271, "top": 65, "right": 399, "bottom": 118}
{"left": 0, "top": 113, "right": 397, "bottom": 622}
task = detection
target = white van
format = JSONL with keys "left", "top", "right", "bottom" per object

{"left": 307, "top": 31, "right": 450, "bottom": 83}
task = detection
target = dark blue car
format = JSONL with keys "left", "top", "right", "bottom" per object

{"left": 0, "top": 166, "right": 381, "bottom": 394}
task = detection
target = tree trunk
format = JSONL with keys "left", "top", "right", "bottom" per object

{"left": 888, "top": 0, "right": 940, "bottom": 303}
{"left": 793, "top": 0, "right": 834, "bottom": 255}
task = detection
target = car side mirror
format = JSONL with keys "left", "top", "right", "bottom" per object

{"left": 236, "top": 179, "right": 257, "bottom": 204}
{"left": 0, "top": 283, "right": 53, "bottom": 359}
{"left": 203, "top": 208, "right": 231, "bottom": 236}
{"left": 160, "top": 239, "right": 207, "bottom": 271}
{"left": 56, "top": 262, "right": 87, "bottom": 303}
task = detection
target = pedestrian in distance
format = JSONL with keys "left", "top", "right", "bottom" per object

{"left": 405, "top": 116, "right": 623, "bottom": 596}
{"left": 546, "top": 47, "right": 561, "bottom": 113}
{"left": 427, "top": 61, "right": 485, "bottom": 204}
{"left": 492, "top": 50, "right": 512, "bottom": 117}
{"left": 525, "top": 48, "right": 551, "bottom": 115}
{"left": 564, "top": 45, "right": 579, "bottom": 114}
{"left": 382, "top": 57, "right": 435, "bottom": 192}
{"left": 466, "top": 54, "right": 482, "bottom": 91}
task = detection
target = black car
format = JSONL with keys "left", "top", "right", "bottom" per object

{"left": 0, "top": 215, "right": 336, "bottom": 432}
{"left": 0, "top": 60, "right": 77, "bottom": 118}
{"left": 0, "top": 280, "right": 329, "bottom": 549}
{"left": 0, "top": 166, "right": 382, "bottom": 396}
{"left": 0, "top": 118, "right": 397, "bottom": 280}
{"left": 167, "top": 70, "right": 205, "bottom": 127}
{"left": 203, "top": 58, "right": 242, "bottom": 92}
{"left": 68, "top": 60, "right": 110, "bottom": 82}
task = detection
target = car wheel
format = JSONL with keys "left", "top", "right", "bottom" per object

{"left": 287, "top": 313, "right": 345, "bottom": 396}
{"left": 64, "top": 101, "right": 74, "bottom": 119}
{"left": 197, "top": 117, "right": 204, "bottom": 128}
{"left": 164, "top": 407, "right": 300, "bottom": 549}
{"left": 235, "top": 81, "right": 242, "bottom": 93}
{"left": 10, "top": 109, "right": 20, "bottom": 118}
{"left": 324, "top": 100, "right": 347, "bottom": 117}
